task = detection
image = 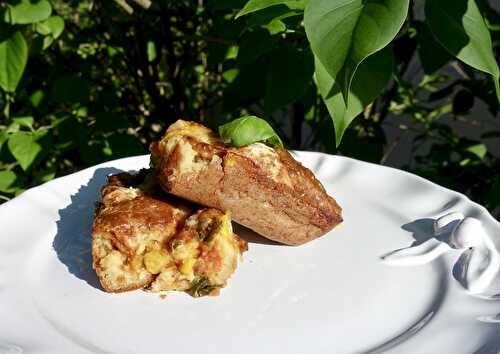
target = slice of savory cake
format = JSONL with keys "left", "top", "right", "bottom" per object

{"left": 92, "top": 171, "right": 247, "bottom": 296}
{"left": 150, "top": 119, "right": 342, "bottom": 246}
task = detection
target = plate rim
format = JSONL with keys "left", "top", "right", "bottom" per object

{"left": 3, "top": 151, "right": 498, "bottom": 228}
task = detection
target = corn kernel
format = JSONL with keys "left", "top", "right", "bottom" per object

{"left": 144, "top": 250, "right": 171, "bottom": 274}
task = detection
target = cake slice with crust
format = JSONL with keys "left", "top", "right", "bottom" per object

{"left": 92, "top": 171, "right": 247, "bottom": 295}
{"left": 150, "top": 120, "right": 343, "bottom": 246}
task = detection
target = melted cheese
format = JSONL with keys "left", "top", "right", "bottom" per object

{"left": 161, "top": 120, "right": 219, "bottom": 155}
{"left": 238, "top": 143, "right": 293, "bottom": 186}
{"left": 176, "top": 140, "right": 209, "bottom": 175}
{"left": 172, "top": 238, "right": 200, "bottom": 279}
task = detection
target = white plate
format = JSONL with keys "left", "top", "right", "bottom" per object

{"left": 1, "top": 152, "right": 500, "bottom": 354}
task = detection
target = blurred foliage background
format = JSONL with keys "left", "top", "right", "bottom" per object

{"left": 0, "top": 0, "right": 499, "bottom": 219}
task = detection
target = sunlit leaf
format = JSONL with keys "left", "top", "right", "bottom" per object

{"left": 4, "top": 0, "right": 52, "bottom": 25}
{"left": 426, "top": 0, "right": 500, "bottom": 100}
{"left": 147, "top": 40, "right": 157, "bottom": 62}
{"left": 305, "top": 0, "right": 408, "bottom": 103}
{"left": 0, "top": 30, "right": 28, "bottom": 92}
{"left": 316, "top": 47, "right": 393, "bottom": 145}
{"left": 43, "top": 16, "right": 65, "bottom": 39}
{"left": 0, "top": 170, "right": 17, "bottom": 193}
{"left": 12, "top": 116, "right": 34, "bottom": 130}
{"left": 7, "top": 132, "right": 43, "bottom": 171}
{"left": 29, "top": 90, "right": 44, "bottom": 107}
{"left": 466, "top": 143, "right": 487, "bottom": 159}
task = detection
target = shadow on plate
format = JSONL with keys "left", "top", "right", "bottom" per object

{"left": 401, "top": 217, "right": 460, "bottom": 246}
{"left": 401, "top": 218, "right": 435, "bottom": 245}
{"left": 53, "top": 167, "right": 124, "bottom": 291}
{"left": 473, "top": 328, "right": 500, "bottom": 354}
{"left": 365, "top": 218, "right": 451, "bottom": 353}
{"left": 400, "top": 218, "right": 469, "bottom": 290}
{"left": 233, "top": 223, "right": 284, "bottom": 246}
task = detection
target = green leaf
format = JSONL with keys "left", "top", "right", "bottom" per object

{"left": 35, "top": 22, "right": 51, "bottom": 36}
{"left": 35, "top": 16, "right": 64, "bottom": 45}
{"left": 316, "top": 47, "right": 393, "bottom": 146}
{"left": 236, "top": 0, "right": 306, "bottom": 18}
{"left": 262, "top": 19, "right": 286, "bottom": 34}
{"left": 0, "top": 30, "right": 28, "bottom": 92}
{"left": 187, "top": 276, "right": 219, "bottom": 297}
{"left": 147, "top": 40, "right": 157, "bottom": 62}
{"left": 29, "top": 89, "right": 44, "bottom": 107}
{"left": 219, "top": 116, "right": 283, "bottom": 147}
{"left": 7, "top": 132, "right": 43, "bottom": 171}
{"left": 42, "top": 35, "right": 54, "bottom": 50}
{"left": 222, "top": 68, "right": 239, "bottom": 83}
{"left": 43, "top": 16, "right": 65, "bottom": 39}
{"left": 265, "top": 45, "right": 314, "bottom": 112}
{"left": 12, "top": 116, "right": 34, "bottom": 130}
{"left": 0, "top": 170, "right": 17, "bottom": 193}
{"left": 425, "top": 0, "right": 500, "bottom": 100}
{"left": 4, "top": 0, "right": 52, "bottom": 25}
{"left": 466, "top": 143, "right": 487, "bottom": 159}
{"left": 305, "top": 0, "right": 409, "bottom": 104}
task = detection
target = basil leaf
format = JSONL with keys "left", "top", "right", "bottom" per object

{"left": 218, "top": 116, "right": 283, "bottom": 148}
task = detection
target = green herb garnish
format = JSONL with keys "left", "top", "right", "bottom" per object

{"left": 187, "top": 276, "right": 219, "bottom": 297}
{"left": 218, "top": 116, "right": 283, "bottom": 148}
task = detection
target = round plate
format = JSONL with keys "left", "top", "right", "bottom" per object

{"left": 1, "top": 152, "right": 500, "bottom": 354}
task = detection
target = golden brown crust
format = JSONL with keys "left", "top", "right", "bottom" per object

{"left": 92, "top": 171, "right": 247, "bottom": 294}
{"left": 151, "top": 120, "right": 343, "bottom": 245}
{"left": 92, "top": 173, "right": 187, "bottom": 292}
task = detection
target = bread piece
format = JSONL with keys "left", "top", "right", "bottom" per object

{"left": 92, "top": 171, "right": 247, "bottom": 295}
{"left": 150, "top": 120, "right": 342, "bottom": 245}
